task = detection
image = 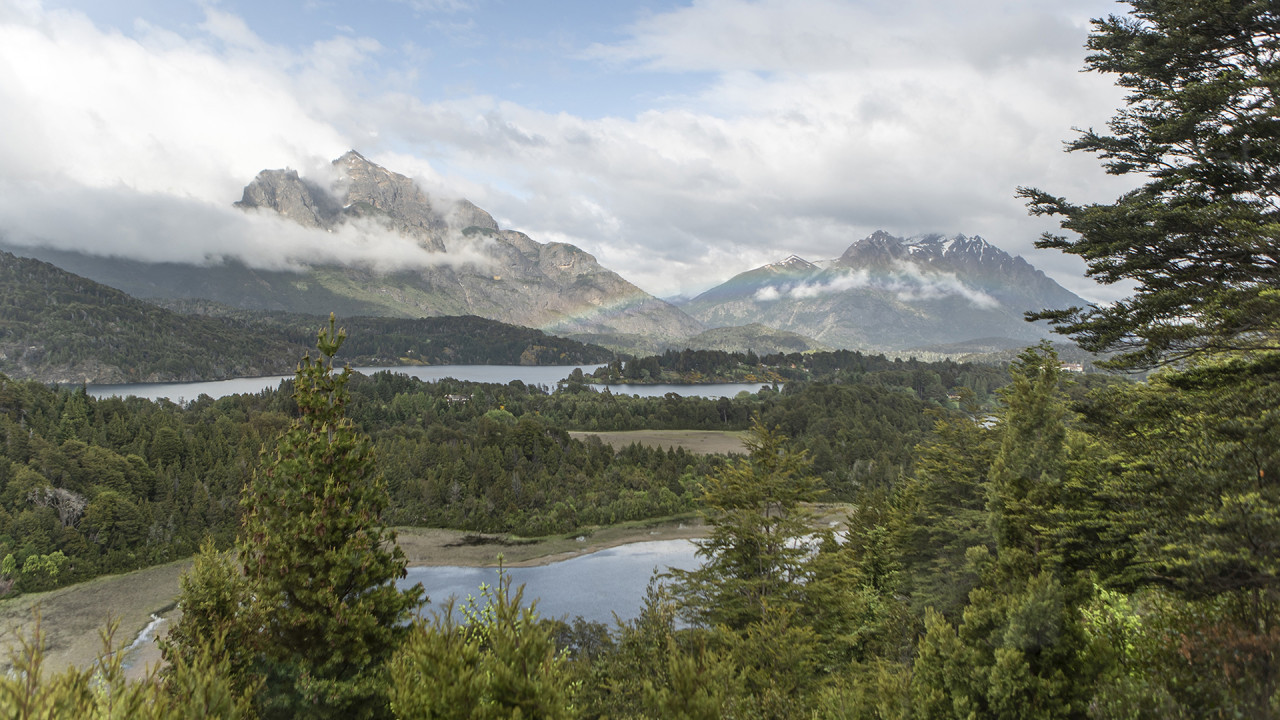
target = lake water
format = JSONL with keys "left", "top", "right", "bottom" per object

{"left": 85, "top": 365, "right": 604, "bottom": 402}
{"left": 399, "top": 539, "right": 701, "bottom": 625}
{"left": 85, "top": 366, "right": 774, "bottom": 402}
{"left": 592, "top": 382, "right": 775, "bottom": 398}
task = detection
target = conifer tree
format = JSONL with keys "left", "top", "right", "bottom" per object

{"left": 986, "top": 344, "right": 1068, "bottom": 569}
{"left": 239, "top": 315, "right": 423, "bottom": 719}
{"left": 1018, "top": 0, "right": 1280, "bottom": 370}
{"left": 668, "top": 419, "right": 823, "bottom": 630}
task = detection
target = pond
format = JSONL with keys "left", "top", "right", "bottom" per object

{"left": 399, "top": 539, "right": 702, "bottom": 625}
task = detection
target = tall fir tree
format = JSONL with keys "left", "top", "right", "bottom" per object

{"left": 667, "top": 418, "right": 824, "bottom": 631}
{"left": 1018, "top": 0, "right": 1280, "bottom": 370}
{"left": 238, "top": 315, "right": 423, "bottom": 719}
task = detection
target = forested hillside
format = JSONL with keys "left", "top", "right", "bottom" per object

{"left": 3, "top": 1, "right": 1277, "bottom": 717}
{"left": 0, "top": 345, "right": 980, "bottom": 595}
{"left": 0, "top": 251, "right": 301, "bottom": 384}
{"left": 0, "top": 252, "right": 615, "bottom": 383}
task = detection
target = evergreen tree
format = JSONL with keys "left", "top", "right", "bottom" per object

{"left": 238, "top": 315, "right": 423, "bottom": 718}
{"left": 986, "top": 344, "right": 1068, "bottom": 569}
{"left": 1018, "top": 0, "right": 1280, "bottom": 370}
{"left": 893, "top": 403, "right": 997, "bottom": 620}
{"left": 389, "top": 572, "right": 576, "bottom": 720}
{"left": 668, "top": 418, "right": 824, "bottom": 630}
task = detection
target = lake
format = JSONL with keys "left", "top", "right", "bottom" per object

{"left": 85, "top": 366, "right": 775, "bottom": 402}
{"left": 85, "top": 365, "right": 604, "bottom": 402}
{"left": 399, "top": 539, "right": 701, "bottom": 625}
{"left": 591, "top": 382, "right": 775, "bottom": 398}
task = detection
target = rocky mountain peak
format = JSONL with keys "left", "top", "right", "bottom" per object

{"left": 226, "top": 151, "right": 704, "bottom": 340}
{"left": 681, "top": 228, "right": 1088, "bottom": 351}
{"left": 768, "top": 254, "right": 817, "bottom": 272}
{"left": 838, "top": 230, "right": 909, "bottom": 266}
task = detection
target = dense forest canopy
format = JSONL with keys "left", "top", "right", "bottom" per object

{"left": 4, "top": 1, "right": 1280, "bottom": 717}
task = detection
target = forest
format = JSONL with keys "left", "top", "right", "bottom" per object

{"left": 0, "top": 341, "right": 987, "bottom": 593}
{"left": 4, "top": 1, "right": 1279, "bottom": 717}
{"left": 0, "top": 256, "right": 614, "bottom": 384}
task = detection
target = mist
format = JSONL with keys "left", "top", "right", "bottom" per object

{"left": 0, "top": 178, "right": 499, "bottom": 274}
{"left": 754, "top": 263, "right": 1000, "bottom": 309}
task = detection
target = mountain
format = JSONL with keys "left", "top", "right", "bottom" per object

{"left": 0, "top": 251, "right": 616, "bottom": 384}
{"left": 679, "top": 231, "right": 1087, "bottom": 351}
{"left": 0, "top": 250, "right": 301, "bottom": 384}
{"left": 3, "top": 151, "right": 703, "bottom": 342}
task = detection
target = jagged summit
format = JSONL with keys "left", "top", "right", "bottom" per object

{"left": 229, "top": 151, "right": 705, "bottom": 338}
{"left": 679, "top": 230, "right": 1086, "bottom": 352}
{"left": 15, "top": 152, "right": 703, "bottom": 342}
{"left": 767, "top": 255, "right": 817, "bottom": 272}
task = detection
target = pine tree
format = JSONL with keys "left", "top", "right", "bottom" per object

{"left": 668, "top": 418, "right": 824, "bottom": 630}
{"left": 986, "top": 344, "right": 1069, "bottom": 569}
{"left": 1018, "top": 0, "right": 1280, "bottom": 370}
{"left": 238, "top": 315, "right": 423, "bottom": 719}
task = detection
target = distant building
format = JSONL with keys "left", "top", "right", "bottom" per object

{"left": 1060, "top": 362, "right": 1085, "bottom": 373}
{"left": 445, "top": 394, "right": 471, "bottom": 404}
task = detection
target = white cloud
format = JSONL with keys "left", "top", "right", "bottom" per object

{"left": 0, "top": 178, "right": 498, "bottom": 273}
{"left": 754, "top": 285, "right": 780, "bottom": 301}
{"left": 0, "top": 0, "right": 1140, "bottom": 307}
{"left": 752, "top": 264, "right": 999, "bottom": 308}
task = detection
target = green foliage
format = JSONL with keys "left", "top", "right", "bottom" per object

{"left": 237, "top": 315, "right": 424, "bottom": 718}
{"left": 0, "top": 250, "right": 300, "bottom": 383}
{"left": 911, "top": 573, "right": 1097, "bottom": 720}
{"left": 1081, "top": 354, "right": 1280, "bottom": 600}
{"left": 389, "top": 571, "right": 576, "bottom": 720}
{"left": 892, "top": 407, "right": 996, "bottom": 620}
{"left": 1018, "top": 0, "right": 1280, "bottom": 369}
{"left": 669, "top": 419, "right": 824, "bottom": 630}
{"left": 0, "top": 617, "right": 253, "bottom": 719}
{"left": 161, "top": 538, "right": 263, "bottom": 698}
{"left": 1083, "top": 588, "right": 1280, "bottom": 718}
{"left": 986, "top": 344, "right": 1069, "bottom": 567}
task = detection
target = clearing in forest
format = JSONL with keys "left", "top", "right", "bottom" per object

{"left": 568, "top": 429, "right": 748, "bottom": 455}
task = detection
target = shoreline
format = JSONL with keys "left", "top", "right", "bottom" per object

{"left": 393, "top": 515, "right": 710, "bottom": 568}
{"left": 1, "top": 506, "right": 846, "bottom": 677}
{"left": 0, "top": 516, "right": 711, "bottom": 677}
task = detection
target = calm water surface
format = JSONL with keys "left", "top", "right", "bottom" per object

{"left": 85, "top": 365, "right": 603, "bottom": 402}
{"left": 591, "top": 382, "right": 775, "bottom": 398}
{"left": 399, "top": 539, "right": 701, "bottom": 624}
{"left": 86, "top": 366, "right": 774, "bottom": 402}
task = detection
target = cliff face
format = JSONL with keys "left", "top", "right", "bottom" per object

{"left": 680, "top": 232, "right": 1087, "bottom": 351}
{"left": 230, "top": 151, "right": 704, "bottom": 339}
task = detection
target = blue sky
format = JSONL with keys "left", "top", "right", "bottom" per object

{"left": 1, "top": 0, "right": 1137, "bottom": 301}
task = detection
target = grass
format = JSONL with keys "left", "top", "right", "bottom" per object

{"left": 568, "top": 429, "right": 749, "bottom": 455}
{"left": 0, "top": 558, "right": 192, "bottom": 676}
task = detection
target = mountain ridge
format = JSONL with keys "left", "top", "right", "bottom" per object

{"left": 3, "top": 151, "right": 704, "bottom": 343}
{"left": 679, "top": 231, "right": 1086, "bottom": 351}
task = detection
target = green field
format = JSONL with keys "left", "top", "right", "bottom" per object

{"left": 568, "top": 429, "right": 748, "bottom": 455}
{"left": 0, "top": 558, "right": 192, "bottom": 677}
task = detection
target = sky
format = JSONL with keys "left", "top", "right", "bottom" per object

{"left": 0, "top": 0, "right": 1141, "bottom": 303}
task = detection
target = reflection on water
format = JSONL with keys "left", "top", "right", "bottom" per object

{"left": 85, "top": 365, "right": 603, "bottom": 402}
{"left": 591, "top": 382, "right": 775, "bottom": 398}
{"left": 399, "top": 539, "right": 701, "bottom": 625}
{"left": 85, "top": 366, "right": 774, "bottom": 402}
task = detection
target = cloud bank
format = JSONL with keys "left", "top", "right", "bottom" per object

{"left": 753, "top": 264, "right": 1000, "bottom": 309}
{"left": 0, "top": 0, "right": 1138, "bottom": 302}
